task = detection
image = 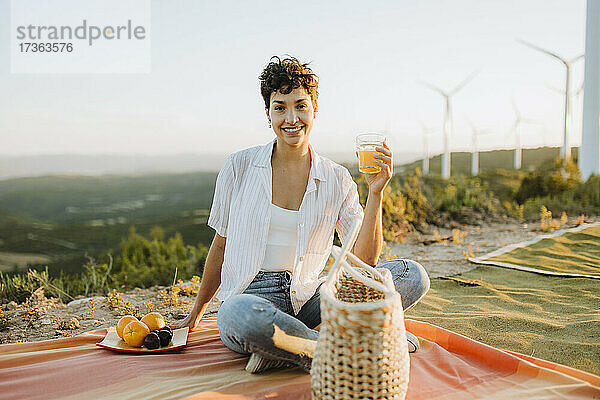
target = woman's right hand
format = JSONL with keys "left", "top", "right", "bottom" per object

{"left": 169, "top": 312, "right": 201, "bottom": 331}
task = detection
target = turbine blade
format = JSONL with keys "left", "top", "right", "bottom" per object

{"left": 511, "top": 97, "right": 521, "bottom": 119}
{"left": 517, "top": 38, "right": 566, "bottom": 63}
{"left": 570, "top": 54, "right": 584, "bottom": 63}
{"left": 419, "top": 80, "right": 447, "bottom": 96}
{"left": 450, "top": 70, "right": 479, "bottom": 95}
{"left": 505, "top": 121, "right": 518, "bottom": 139}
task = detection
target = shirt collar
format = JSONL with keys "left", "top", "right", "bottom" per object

{"left": 253, "top": 137, "right": 327, "bottom": 182}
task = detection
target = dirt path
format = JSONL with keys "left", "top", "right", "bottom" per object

{"left": 389, "top": 222, "right": 541, "bottom": 278}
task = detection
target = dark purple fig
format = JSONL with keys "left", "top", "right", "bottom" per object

{"left": 143, "top": 332, "right": 160, "bottom": 349}
{"left": 158, "top": 329, "right": 172, "bottom": 347}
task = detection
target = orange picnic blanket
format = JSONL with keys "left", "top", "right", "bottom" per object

{"left": 1, "top": 318, "right": 598, "bottom": 399}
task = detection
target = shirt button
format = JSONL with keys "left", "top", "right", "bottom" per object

{"left": 299, "top": 256, "right": 304, "bottom": 261}
{"left": 292, "top": 290, "right": 296, "bottom": 295}
{"left": 299, "top": 222, "right": 304, "bottom": 227}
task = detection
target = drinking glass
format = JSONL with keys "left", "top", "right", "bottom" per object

{"left": 356, "top": 133, "right": 385, "bottom": 174}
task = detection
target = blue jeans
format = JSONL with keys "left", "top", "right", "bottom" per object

{"left": 217, "top": 259, "right": 430, "bottom": 370}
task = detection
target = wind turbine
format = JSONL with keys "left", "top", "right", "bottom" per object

{"left": 546, "top": 83, "right": 584, "bottom": 153}
{"left": 419, "top": 121, "right": 438, "bottom": 175}
{"left": 506, "top": 98, "right": 536, "bottom": 170}
{"left": 468, "top": 120, "right": 492, "bottom": 175}
{"left": 517, "top": 39, "right": 584, "bottom": 161}
{"left": 421, "top": 71, "right": 478, "bottom": 179}
{"left": 580, "top": 0, "right": 600, "bottom": 180}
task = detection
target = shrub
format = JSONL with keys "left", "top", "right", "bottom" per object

{"left": 112, "top": 227, "right": 207, "bottom": 290}
{"left": 356, "top": 169, "right": 438, "bottom": 241}
{"left": 0, "top": 268, "right": 43, "bottom": 304}
{"left": 425, "top": 175, "right": 500, "bottom": 222}
{"left": 520, "top": 174, "right": 600, "bottom": 220}
{"left": 355, "top": 167, "right": 506, "bottom": 240}
{"left": 516, "top": 157, "right": 581, "bottom": 204}
{"left": 572, "top": 175, "right": 600, "bottom": 210}
{"left": 478, "top": 169, "right": 527, "bottom": 204}
{"left": 0, "top": 227, "right": 208, "bottom": 303}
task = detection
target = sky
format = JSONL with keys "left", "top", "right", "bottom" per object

{"left": 0, "top": 0, "right": 588, "bottom": 163}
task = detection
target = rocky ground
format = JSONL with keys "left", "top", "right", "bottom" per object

{"left": 387, "top": 220, "right": 542, "bottom": 278}
{"left": 0, "top": 285, "right": 221, "bottom": 345}
{"left": 1, "top": 218, "right": 596, "bottom": 344}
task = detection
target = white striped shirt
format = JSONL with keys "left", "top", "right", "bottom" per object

{"left": 208, "top": 138, "right": 364, "bottom": 315}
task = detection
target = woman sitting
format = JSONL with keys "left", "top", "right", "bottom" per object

{"left": 172, "top": 56, "right": 430, "bottom": 373}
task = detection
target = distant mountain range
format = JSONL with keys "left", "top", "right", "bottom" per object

{"left": 0, "top": 152, "right": 420, "bottom": 180}
{"left": 0, "top": 147, "right": 568, "bottom": 180}
{"left": 0, "top": 154, "right": 230, "bottom": 180}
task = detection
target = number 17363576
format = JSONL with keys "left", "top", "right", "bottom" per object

{"left": 19, "top": 42, "right": 73, "bottom": 52}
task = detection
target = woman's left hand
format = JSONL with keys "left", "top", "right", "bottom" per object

{"left": 357, "top": 141, "right": 393, "bottom": 195}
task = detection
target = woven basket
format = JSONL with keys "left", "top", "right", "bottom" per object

{"left": 311, "top": 219, "right": 410, "bottom": 400}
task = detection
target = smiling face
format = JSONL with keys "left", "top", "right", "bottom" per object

{"left": 266, "top": 86, "right": 316, "bottom": 149}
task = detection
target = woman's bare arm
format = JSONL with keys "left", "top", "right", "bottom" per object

{"left": 169, "top": 232, "right": 226, "bottom": 330}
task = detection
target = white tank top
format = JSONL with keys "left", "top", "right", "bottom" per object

{"left": 261, "top": 203, "right": 298, "bottom": 273}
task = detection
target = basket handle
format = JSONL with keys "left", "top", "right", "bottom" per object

{"left": 326, "top": 219, "right": 395, "bottom": 295}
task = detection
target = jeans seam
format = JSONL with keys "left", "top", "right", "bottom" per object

{"left": 399, "top": 259, "right": 410, "bottom": 278}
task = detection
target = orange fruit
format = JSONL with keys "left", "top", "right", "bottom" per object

{"left": 116, "top": 315, "right": 138, "bottom": 339}
{"left": 122, "top": 320, "right": 150, "bottom": 347}
{"left": 141, "top": 312, "right": 166, "bottom": 331}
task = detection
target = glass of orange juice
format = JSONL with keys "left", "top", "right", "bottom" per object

{"left": 356, "top": 133, "right": 385, "bottom": 174}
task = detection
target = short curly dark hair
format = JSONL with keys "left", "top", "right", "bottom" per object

{"left": 259, "top": 56, "right": 319, "bottom": 110}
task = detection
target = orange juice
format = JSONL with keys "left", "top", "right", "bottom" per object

{"left": 358, "top": 149, "right": 382, "bottom": 174}
{"left": 356, "top": 133, "right": 385, "bottom": 174}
